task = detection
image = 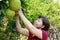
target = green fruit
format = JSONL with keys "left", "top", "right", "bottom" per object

{"left": 6, "top": 9, "right": 15, "bottom": 18}
{"left": 9, "top": 0, "right": 21, "bottom": 11}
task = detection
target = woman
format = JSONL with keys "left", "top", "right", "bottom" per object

{"left": 15, "top": 9, "right": 50, "bottom": 40}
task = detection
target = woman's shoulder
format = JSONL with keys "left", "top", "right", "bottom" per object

{"left": 42, "top": 30, "right": 48, "bottom": 36}
{"left": 42, "top": 30, "right": 48, "bottom": 40}
{"left": 42, "top": 30, "right": 48, "bottom": 33}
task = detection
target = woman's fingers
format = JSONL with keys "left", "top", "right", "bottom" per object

{"left": 15, "top": 11, "right": 19, "bottom": 17}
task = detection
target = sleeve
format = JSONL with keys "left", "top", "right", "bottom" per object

{"left": 42, "top": 30, "right": 48, "bottom": 40}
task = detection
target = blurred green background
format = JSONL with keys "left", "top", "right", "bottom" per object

{"left": 0, "top": 0, "right": 60, "bottom": 40}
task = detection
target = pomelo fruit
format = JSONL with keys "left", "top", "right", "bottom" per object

{"left": 9, "top": 0, "right": 21, "bottom": 11}
{"left": 6, "top": 9, "right": 15, "bottom": 18}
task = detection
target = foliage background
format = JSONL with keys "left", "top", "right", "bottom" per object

{"left": 0, "top": 0, "right": 60, "bottom": 40}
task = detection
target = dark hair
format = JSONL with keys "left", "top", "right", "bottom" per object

{"left": 38, "top": 16, "right": 50, "bottom": 31}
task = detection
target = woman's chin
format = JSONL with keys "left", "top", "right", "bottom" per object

{"left": 34, "top": 25, "right": 41, "bottom": 29}
{"left": 36, "top": 27, "right": 41, "bottom": 29}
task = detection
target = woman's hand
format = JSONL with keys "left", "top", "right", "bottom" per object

{"left": 15, "top": 10, "right": 19, "bottom": 18}
{"left": 15, "top": 9, "right": 23, "bottom": 16}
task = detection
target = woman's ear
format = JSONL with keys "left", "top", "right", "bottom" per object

{"left": 42, "top": 25, "right": 45, "bottom": 28}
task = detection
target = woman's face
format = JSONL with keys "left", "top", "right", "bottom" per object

{"left": 33, "top": 18, "right": 43, "bottom": 29}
